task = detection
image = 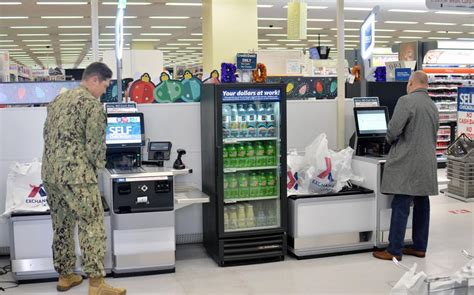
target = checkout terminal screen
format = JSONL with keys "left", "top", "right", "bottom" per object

{"left": 356, "top": 109, "right": 388, "bottom": 135}
{"left": 106, "top": 116, "right": 142, "bottom": 145}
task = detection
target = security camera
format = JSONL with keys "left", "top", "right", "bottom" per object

{"left": 269, "top": 24, "right": 274, "bottom": 28}
{"left": 46, "top": 45, "right": 51, "bottom": 49}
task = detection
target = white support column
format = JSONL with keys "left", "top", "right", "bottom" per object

{"left": 91, "top": 0, "right": 99, "bottom": 62}
{"left": 336, "top": 0, "right": 346, "bottom": 149}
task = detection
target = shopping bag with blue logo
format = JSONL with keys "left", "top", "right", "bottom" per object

{"left": 2, "top": 159, "right": 49, "bottom": 217}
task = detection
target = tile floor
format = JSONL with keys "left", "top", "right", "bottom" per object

{"left": 0, "top": 182, "right": 473, "bottom": 294}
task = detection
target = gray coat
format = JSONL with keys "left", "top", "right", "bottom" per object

{"left": 381, "top": 88, "right": 439, "bottom": 196}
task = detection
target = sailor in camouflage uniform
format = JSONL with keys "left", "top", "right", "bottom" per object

{"left": 42, "top": 62, "right": 126, "bottom": 295}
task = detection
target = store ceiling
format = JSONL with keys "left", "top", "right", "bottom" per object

{"left": 0, "top": 0, "right": 472, "bottom": 70}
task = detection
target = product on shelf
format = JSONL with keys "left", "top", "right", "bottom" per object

{"left": 224, "top": 141, "right": 277, "bottom": 169}
{"left": 224, "top": 170, "right": 278, "bottom": 201}
{"left": 222, "top": 102, "right": 277, "bottom": 139}
{"left": 223, "top": 200, "right": 278, "bottom": 230}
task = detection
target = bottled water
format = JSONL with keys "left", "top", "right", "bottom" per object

{"left": 230, "top": 104, "right": 239, "bottom": 138}
{"left": 257, "top": 103, "right": 267, "bottom": 137}
{"left": 247, "top": 104, "right": 257, "bottom": 138}
{"left": 238, "top": 104, "right": 247, "bottom": 138}
{"left": 266, "top": 103, "right": 275, "bottom": 137}
{"left": 222, "top": 105, "right": 231, "bottom": 138}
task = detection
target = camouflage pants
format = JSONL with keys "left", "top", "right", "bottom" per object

{"left": 44, "top": 183, "right": 106, "bottom": 278}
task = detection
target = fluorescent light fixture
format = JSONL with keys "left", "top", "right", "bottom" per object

{"left": 59, "top": 33, "right": 90, "bottom": 36}
{"left": 150, "top": 26, "right": 186, "bottom": 29}
{"left": 0, "top": 16, "right": 28, "bottom": 19}
{"left": 462, "top": 24, "right": 474, "bottom": 27}
{"left": 425, "top": 22, "right": 456, "bottom": 26}
{"left": 17, "top": 33, "right": 49, "bottom": 36}
{"left": 132, "top": 39, "right": 160, "bottom": 41}
{"left": 428, "top": 37, "right": 451, "bottom": 40}
{"left": 276, "top": 39, "right": 301, "bottom": 42}
{"left": 159, "top": 47, "right": 180, "bottom": 50}
{"left": 59, "top": 39, "right": 88, "bottom": 42}
{"left": 0, "top": 45, "right": 19, "bottom": 47}
{"left": 61, "top": 43, "right": 86, "bottom": 46}
{"left": 435, "top": 11, "right": 472, "bottom": 15}
{"left": 167, "top": 43, "right": 191, "bottom": 46}
{"left": 331, "top": 28, "right": 360, "bottom": 31}
{"left": 307, "top": 19, "right": 333, "bottom": 22}
{"left": 42, "top": 16, "right": 83, "bottom": 19}
{"left": 11, "top": 26, "right": 48, "bottom": 29}
{"left": 26, "top": 44, "right": 52, "bottom": 47}
{"left": 307, "top": 28, "right": 324, "bottom": 31}
{"left": 0, "top": 2, "right": 22, "bottom": 4}
{"left": 105, "top": 26, "right": 142, "bottom": 29}
{"left": 344, "top": 7, "right": 372, "bottom": 11}
{"left": 258, "top": 26, "right": 284, "bottom": 30}
{"left": 177, "top": 38, "right": 201, "bottom": 41}
{"left": 285, "top": 44, "right": 306, "bottom": 46}
{"left": 375, "top": 41, "right": 390, "bottom": 43}
{"left": 191, "top": 33, "right": 202, "bottom": 36}
{"left": 375, "top": 36, "right": 393, "bottom": 38}
{"left": 345, "top": 40, "right": 360, "bottom": 43}
{"left": 99, "top": 39, "right": 115, "bottom": 41}
{"left": 457, "top": 38, "right": 474, "bottom": 41}
{"left": 266, "top": 33, "right": 287, "bottom": 37}
{"left": 99, "top": 16, "right": 137, "bottom": 19}
{"left": 345, "top": 20, "right": 364, "bottom": 23}
{"left": 307, "top": 39, "right": 332, "bottom": 42}
{"left": 102, "top": 1, "right": 151, "bottom": 4}
{"left": 186, "top": 47, "right": 202, "bottom": 49}
{"left": 140, "top": 33, "right": 172, "bottom": 36}
{"left": 0, "top": 40, "right": 14, "bottom": 42}
{"left": 376, "top": 29, "right": 396, "bottom": 32}
{"left": 258, "top": 39, "right": 270, "bottom": 42}
{"left": 438, "top": 41, "right": 474, "bottom": 48}
{"left": 165, "top": 2, "right": 202, "bottom": 6}
{"left": 257, "top": 4, "right": 273, "bottom": 8}
{"left": 385, "top": 21, "right": 418, "bottom": 24}
{"left": 101, "top": 33, "right": 132, "bottom": 36}
{"left": 283, "top": 5, "right": 327, "bottom": 9}
{"left": 37, "top": 1, "right": 87, "bottom": 4}
{"left": 176, "top": 50, "right": 195, "bottom": 52}
{"left": 389, "top": 9, "right": 427, "bottom": 13}
{"left": 149, "top": 16, "right": 189, "bottom": 19}
{"left": 59, "top": 26, "right": 91, "bottom": 28}
{"left": 399, "top": 36, "right": 422, "bottom": 39}
{"left": 258, "top": 17, "right": 286, "bottom": 21}
{"left": 436, "top": 31, "right": 463, "bottom": 34}
{"left": 403, "top": 30, "right": 430, "bottom": 33}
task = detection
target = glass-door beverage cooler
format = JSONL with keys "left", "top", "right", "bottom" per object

{"left": 201, "top": 83, "right": 287, "bottom": 266}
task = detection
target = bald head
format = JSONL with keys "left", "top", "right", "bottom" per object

{"left": 407, "top": 71, "right": 429, "bottom": 94}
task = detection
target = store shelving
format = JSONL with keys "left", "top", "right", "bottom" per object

{"left": 224, "top": 195, "right": 279, "bottom": 204}
{"left": 224, "top": 166, "right": 278, "bottom": 173}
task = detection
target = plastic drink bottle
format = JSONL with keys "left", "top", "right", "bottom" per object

{"left": 229, "top": 174, "right": 238, "bottom": 198}
{"left": 223, "top": 206, "right": 229, "bottom": 230}
{"left": 227, "top": 144, "right": 237, "bottom": 168}
{"left": 228, "top": 206, "right": 238, "bottom": 229}
{"left": 223, "top": 145, "right": 229, "bottom": 168}
{"left": 238, "top": 172, "right": 249, "bottom": 198}
{"left": 237, "top": 204, "right": 247, "bottom": 228}
{"left": 245, "top": 204, "right": 256, "bottom": 228}
{"left": 245, "top": 142, "right": 256, "bottom": 167}
{"left": 230, "top": 104, "right": 239, "bottom": 138}
{"left": 258, "top": 172, "right": 267, "bottom": 197}
{"left": 246, "top": 104, "right": 257, "bottom": 138}
{"left": 238, "top": 104, "right": 247, "bottom": 138}
{"left": 266, "top": 171, "right": 277, "bottom": 196}
{"left": 255, "top": 142, "right": 266, "bottom": 167}
{"left": 257, "top": 103, "right": 267, "bottom": 137}
{"left": 223, "top": 174, "right": 229, "bottom": 199}
{"left": 237, "top": 143, "right": 246, "bottom": 168}
{"left": 249, "top": 172, "right": 259, "bottom": 197}
{"left": 266, "top": 103, "right": 275, "bottom": 137}
{"left": 222, "top": 105, "right": 231, "bottom": 138}
{"left": 264, "top": 141, "right": 276, "bottom": 166}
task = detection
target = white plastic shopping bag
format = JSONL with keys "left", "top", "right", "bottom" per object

{"left": 391, "top": 263, "right": 428, "bottom": 295}
{"left": 302, "top": 134, "right": 336, "bottom": 194}
{"left": 287, "top": 149, "right": 304, "bottom": 194}
{"left": 2, "top": 159, "right": 49, "bottom": 217}
{"left": 330, "top": 147, "right": 363, "bottom": 192}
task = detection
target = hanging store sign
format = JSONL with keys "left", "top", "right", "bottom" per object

{"left": 236, "top": 53, "right": 257, "bottom": 70}
{"left": 457, "top": 87, "right": 474, "bottom": 139}
{"left": 426, "top": 0, "right": 474, "bottom": 11}
{"left": 221, "top": 88, "right": 282, "bottom": 102}
{"left": 360, "top": 7, "right": 379, "bottom": 60}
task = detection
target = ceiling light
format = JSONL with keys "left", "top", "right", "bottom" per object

{"left": 0, "top": 2, "right": 22, "bottom": 5}
{"left": 37, "top": 1, "right": 87, "bottom": 4}
{"left": 388, "top": 9, "right": 427, "bottom": 13}
{"left": 258, "top": 26, "right": 284, "bottom": 30}
{"left": 167, "top": 43, "right": 191, "bottom": 46}
{"left": 345, "top": 20, "right": 364, "bottom": 23}
{"left": 106, "top": 26, "right": 142, "bottom": 29}
{"left": 186, "top": 47, "right": 202, "bottom": 49}
{"left": 258, "top": 39, "right": 270, "bottom": 42}
{"left": 59, "top": 26, "right": 91, "bottom": 28}
{"left": 428, "top": 37, "right": 451, "bottom": 40}
{"left": 308, "top": 19, "right": 333, "bottom": 22}
{"left": 375, "top": 41, "right": 390, "bottom": 43}
{"left": 191, "top": 33, "right": 202, "bottom": 36}
{"left": 0, "top": 45, "right": 19, "bottom": 47}
{"left": 42, "top": 16, "right": 83, "bottom": 19}
{"left": 26, "top": 44, "right": 52, "bottom": 47}
{"left": 457, "top": 38, "right": 474, "bottom": 41}
{"left": 159, "top": 47, "right": 180, "bottom": 50}
{"left": 376, "top": 29, "right": 396, "bottom": 32}
{"left": 165, "top": 2, "right": 202, "bottom": 6}
{"left": 99, "top": 16, "right": 137, "bottom": 19}
{"left": 385, "top": 21, "right": 418, "bottom": 24}
{"left": 140, "top": 33, "right": 172, "bottom": 36}
{"left": 151, "top": 26, "right": 186, "bottom": 29}
{"left": 258, "top": 17, "right": 286, "bottom": 21}
{"left": 307, "top": 28, "right": 324, "bottom": 31}
{"left": 17, "top": 33, "right": 49, "bottom": 36}
{"left": 132, "top": 39, "right": 160, "bottom": 41}
{"left": 59, "top": 33, "right": 90, "bottom": 36}
{"left": 149, "top": 16, "right": 190, "bottom": 19}
{"left": 425, "top": 22, "right": 456, "bottom": 26}
{"left": 436, "top": 31, "right": 463, "bottom": 34}
{"left": 435, "top": 11, "right": 472, "bottom": 15}
{"left": 259, "top": 43, "right": 279, "bottom": 46}
{"left": 12, "top": 26, "right": 48, "bottom": 29}
{"left": 0, "top": 16, "right": 28, "bottom": 19}
{"left": 102, "top": 1, "right": 151, "bottom": 4}
{"left": 345, "top": 40, "right": 360, "bottom": 43}
{"left": 344, "top": 7, "right": 372, "bottom": 11}
{"left": 462, "top": 24, "right": 474, "bottom": 27}
{"left": 276, "top": 39, "right": 301, "bottom": 42}
{"left": 61, "top": 43, "right": 86, "bottom": 46}
{"left": 176, "top": 50, "right": 195, "bottom": 52}
{"left": 0, "top": 40, "right": 14, "bottom": 43}
{"left": 59, "top": 39, "right": 88, "bottom": 42}
{"left": 99, "top": 39, "right": 115, "bottom": 41}
{"left": 266, "top": 33, "right": 287, "bottom": 36}
{"left": 177, "top": 38, "right": 201, "bottom": 41}
{"left": 375, "top": 36, "right": 393, "bottom": 38}
{"left": 399, "top": 36, "right": 422, "bottom": 39}
{"left": 101, "top": 33, "right": 132, "bottom": 36}
{"left": 283, "top": 5, "right": 327, "bottom": 9}
{"left": 403, "top": 30, "right": 430, "bottom": 33}
{"left": 331, "top": 28, "right": 360, "bottom": 31}
{"left": 307, "top": 39, "right": 332, "bottom": 42}
{"left": 257, "top": 4, "right": 273, "bottom": 8}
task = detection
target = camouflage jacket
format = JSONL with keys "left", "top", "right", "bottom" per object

{"left": 42, "top": 86, "right": 106, "bottom": 184}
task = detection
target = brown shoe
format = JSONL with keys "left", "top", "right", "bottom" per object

{"left": 57, "top": 273, "right": 83, "bottom": 292}
{"left": 89, "top": 277, "right": 126, "bottom": 295}
{"left": 403, "top": 247, "right": 426, "bottom": 258}
{"left": 373, "top": 250, "right": 402, "bottom": 261}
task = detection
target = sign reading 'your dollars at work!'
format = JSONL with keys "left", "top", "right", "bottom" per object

{"left": 457, "top": 87, "right": 474, "bottom": 139}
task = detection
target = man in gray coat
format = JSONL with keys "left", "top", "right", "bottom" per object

{"left": 373, "top": 71, "right": 439, "bottom": 261}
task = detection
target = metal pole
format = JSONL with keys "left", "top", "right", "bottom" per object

{"left": 336, "top": 0, "right": 346, "bottom": 149}
{"left": 91, "top": 0, "right": 99, "bottom": 62}
{"left": 115, "top": 5, "right": 124, "bottom": 102}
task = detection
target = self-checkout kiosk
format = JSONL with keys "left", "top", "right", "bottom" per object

{"left": 349, "top": 103, "right": 414, "bottom": 248}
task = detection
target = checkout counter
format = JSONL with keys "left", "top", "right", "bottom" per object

{"left": 9, "top": 109, "right": 208, "bottom": 282}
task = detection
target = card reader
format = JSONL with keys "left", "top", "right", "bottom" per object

{"left": 144, "top": 141, "right": 172, "bottom": 166}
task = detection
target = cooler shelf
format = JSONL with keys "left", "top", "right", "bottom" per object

{"left": 223, "top": 137, "right": 278, "bottom": 144}
{"left": 224, "top": 196, "right": 279, "bottom": 204}
{"left": 224, "top": 166, "right": 278, "bottom": 173}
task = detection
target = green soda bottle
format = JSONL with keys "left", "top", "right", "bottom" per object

{"left": 249, "top": 172, "right": 259, "bottom": 197}
{"left": 265, "top": 141, "right": 276, "bottom": 166}
{"left": 227, "top": 144, "right": 237, "bottom": 168}
{"left": 266, "top": 171, "right": 276, "bottom": 196}
{"left": 229, "top": 173, "right": 238, "bottom": 198}
{"left": 255, "top": 142, "right": 266, "bottom": 167}
{"left": 245, "top": 142, "right": 256, "bottom": 167}
{"left": 258, "top": 172, "right": 267, "bottom": 197}
{"left": 223, "top": 174, "right": 229, "bottom": 199}
{"left": 238, "top": 172, "right": 249, "bottom": 198}
{"left": 223, "top": 145, "right": 229, "bottom": 168}
{"left": 237, "top": 143, "right": 246, "bottom": 168}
